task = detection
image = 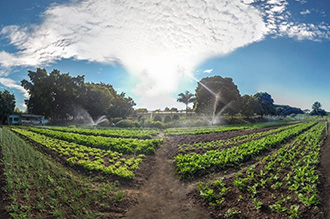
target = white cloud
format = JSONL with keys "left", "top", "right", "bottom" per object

{"left": 0, "top": 0, "right": 269, "bottom": 109}
{"left": 300, "top": 10, "right": 311, "bottom": 15}
{"left": 262, "top": 0, "right": 330, "bottom": 41}
{"left": 294, "top": 0, "right": 307, "bottom": 4}
{"left": 0, "top": 77, "right": 29, "bottom": 98}
{"left": 0, "top": 0, "right": 329, "bottom": 108}
{"left": 203, "top": 69, "right": 213, "bottom": 73}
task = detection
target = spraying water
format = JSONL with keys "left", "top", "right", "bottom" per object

{"left": 91, "top": 115, "right": 109, "bottom": 126}
{"left": 184, "top": 73, "right": 230, "bottom": 125}
{"left": 73, "top": 107, "right": 109, "bottom": 126}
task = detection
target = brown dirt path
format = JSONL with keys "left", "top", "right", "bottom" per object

{"left": 320, "top": 124, "right": 330, "bottom": 219}
{"left": 124, "top": 137, "right": 211, "bottom": 219}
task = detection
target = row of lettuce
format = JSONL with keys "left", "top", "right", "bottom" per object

{"left": 11, "top": 127, "right": 163, "bottom": 179}
{"left": 175, "top": 121, "right": 316, "bottom": 179}
{"left": 196, "top": 121, "right": 326, "bottom": 218}
{"left": 164, "top": 121, "right": 291, "bottom": 136}
{"left": 178, "top": 123, "right": 300, "bottom": 153}
{"left": 47, "top": 126, "right": 160, "bottom": 139}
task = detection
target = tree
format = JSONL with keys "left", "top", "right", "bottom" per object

{"left": 275, "top": 105, "right": 304, "bottom": 116}
{"left": 253, "top": 92, "right": 276, "bottom": 117}
{"left": 0, "top": 90, "right": 15, "bottom": 124}
{"left": 136, "top": 108, "right": 148, "bottom": 114}
{"left": 21, "top": 68, "right": 85, "bottom": 121}
{"left": 21, "top": 68, "right": 136, "bottom": 122}
{"left": 107, "top": 90, "right": 136, "bottom": 118}
{"left": 170, "top": 107, "right": 178, "bottom": 113}
{"left": 312, "top": 101, "right": 321, "bottom": 112}
{"left": 81, "top": 83, "right": 114, "bottom": 119}
{"left": 177, "top": 90, "right": 195, "bottom": 117}
{"left": 310, "top": 101, "right": 327, "bottom": 116}
{"left": 240, "top": 95, "right": 257, "bottom": 118}
{"left": 194, "top": 76, "right": 240, "bottom": 115}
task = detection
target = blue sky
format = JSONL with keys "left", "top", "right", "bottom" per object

{"left": 0, "top": 0, "right": 329, "bottom": 111}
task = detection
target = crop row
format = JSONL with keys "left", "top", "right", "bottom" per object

{"left": 175, "top": 121, "right": 316, "bottom": 178}
{"left": 27, "top": 127, "right": 162, "bottom": 155}
{"left": 197, "top": 122, "right": 326, "bottom": 218}
{"left": 178, "top": 123, "right": 300, "bottom": 153}
{"left": 12, "top": 128, "right": 144, "bottom": 178}
{"left": 165, "top": 121, "right": 292, "bottom": 136}
{"left": 1, "top": 127, "right": 125, "bottom": 218}
{"left": 47, "top": 126, "right": 159, "bottom": 139}
{"left": 164, "top": 125, "right": 248, "bottom": 136}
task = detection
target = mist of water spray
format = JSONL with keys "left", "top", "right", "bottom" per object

{"left": 184, "top": 73, "right": 226, "bottom": 125}
{"left": 72, "top": 107, "right": 109, "bottom": 126}
{"left": 91, "top": 115, "right": 109, "bottom": 126}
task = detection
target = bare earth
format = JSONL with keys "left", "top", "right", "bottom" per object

{"left": 125, "top": 137, "right": 211, "bottom": 219}
{"left": 320, "top": 127, "right": 330, "bottom": 219}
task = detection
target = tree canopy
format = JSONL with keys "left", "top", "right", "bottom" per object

{"left": 21, "top": 68, "right": 85, "bottom": 120}
{"left": 194, "top": 76, "right": 240, "bottom": 115}
{"left": 0, "top": 89, "right": 15, "bottom": 124}
{"left": 275, "top": 105, "right": 304, "bottom": 116}
{"left": 21, "top": 68, "right": 135, "bottom": 122}
{"left": 240, "top": 95, "right": 258, "bottom": 118}
{"left": 177, "top": 90, "right": 195, "bottom": 116}
{"left": 310, "top": 101, "right": 327, "bottom": 116}
{"left": 253, "top": 92, "right": 276, "bottom": 117}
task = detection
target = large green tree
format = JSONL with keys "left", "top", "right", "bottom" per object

{"left": 81, "top": 83, "right": 114, "bottom": 119}
{"left": 0, "top": 90, "right": 15, "bottom": 124}
{"left": 79, "top": 83, "right": 135, "bottom": 119}
{"left": 275, "top": 105, "right": 304, "bottom": 116}
{"left": 194, "top": 76, "right": 240, "bottom": 115}
{"left": 21, "top": 68, "right": 85, "bottom": 121}
{"left": 107, "top": 91, "right": 136, "bottom": 118}
{"left": 253, "top": 92, "right": 276, "bottom": 117}
{"left": 240, "top": 95, "right": 257, "bottom": 118}
{"left": 177, "top": 90, "right": 195, "bottom": 116}
{"left": 310, "top": 101, "right": 327, "bottom": 116}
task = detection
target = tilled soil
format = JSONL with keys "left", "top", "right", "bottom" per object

{"left": 170, "top": 126, "right": 284, "bottom": 145}
{"left": 124, "top": 127, "right": 282, "bottom": 219}
{"left": 320, "top": 127, "right": 330, "bottom": 219}
{"left": 125, "top": 124, "right": 330, "bottom": 219}
{"left": 124, "top": 138, "right": 211, "bottom": 219}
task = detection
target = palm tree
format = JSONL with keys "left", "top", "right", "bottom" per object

{"left": 177, "top": 90, "right": 195, "bottom": 117}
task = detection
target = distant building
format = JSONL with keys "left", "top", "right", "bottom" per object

{"left": 8, "top": 113, "right": 48, "bottom": 125}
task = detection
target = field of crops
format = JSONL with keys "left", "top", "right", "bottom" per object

{"left": 0, "top": 120, "right": 329, "bottom": 218}
{"left": 0, "top": 127, "right": 128, "bottom": 218}
{"left": 181, "top": 121, "right": 328, "bottom": 218}
{"left": 11, "top": 126, "right": 162, "bottom": 179}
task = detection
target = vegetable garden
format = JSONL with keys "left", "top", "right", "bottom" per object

{"left": 0, "top": 120, "right": 329, "bottom": 218}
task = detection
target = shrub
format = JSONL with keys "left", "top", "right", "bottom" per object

{"left": 149, "top": 121, "right": 163, "bottom": 129}
{"left": 164, "top": 115, "right": 172, "bottom": 123}
{"left": 153, "top": 115, "right": 162, "bottom": 122}
{"left": 115, "top": 120, "right": 136, "bottom": 128}
{"left": 172, "top": 114, "right": 180, "bottom": 120}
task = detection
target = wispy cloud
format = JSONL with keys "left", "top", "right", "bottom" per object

{"left": 300, "top": 10, "right": 311, "bottom": 15}
{"left": 294, "top": 0, "right": 307, "bottom": 4}
{"left": 0, "top": 77, "right": 29, "bottom": 98}
{"left": 203, "top": 69, "right": 213, "bottom": 74}
{"left": 0, "top": 0, "right": 329, "bottom": 108}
